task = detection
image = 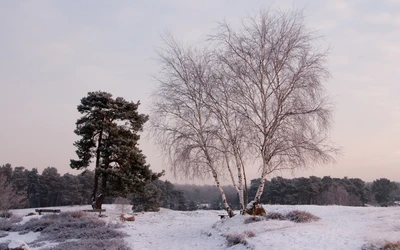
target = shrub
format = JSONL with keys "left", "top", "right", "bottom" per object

{"left": 265, "top": 212, "right": 285, "bottom": 220}
{"left": 244, "top": 216, "right": 264, "bottom": 224}
{"left": 0, "top": 211, "right": 12, "bottom": 218}
{"left": 0, "top": 218, "right": 12, "bottom": 231}
{"left": 26, "top": 212, "right": 36, "bottom": 217}
{"left": 285, "top": 210, "right": 320, "bottom": 223}
{"left": 224, "top": 230, "right": 256, "bottom": 247}
{"left": 0, "top": 231, "right": 8, "bottom": 238}
{"left": 224, "top": 233, "right": 248, "bottom": 247}
{"left": 0, "top": 242, "right": 9, "bottom": 250}
{"left": 42, "top": 238, "right": 130, "bottom": 250}
{"left": 243, "top": 230, "right": 256, "bottom": 238}
{"left": 362, "top": 241, "right": 400, "bottom": 250}
{"left": 9, "top": 215, "right": 22, "bottom": 224}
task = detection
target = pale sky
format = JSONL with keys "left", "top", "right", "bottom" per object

{"left": 0, "top": 0, "right": 399, "bottom": 184}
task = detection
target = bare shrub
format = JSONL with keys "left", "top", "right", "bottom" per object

{"left": 265, "top": 212, "right": 285, "bottom": 220}
{"left": 285, "top": 210, "right": 320, "bottom": 223}
{"left": 244, "top": 216, "right": 265, "bottom": 224}
{"left": 26, "top": 212, "right": 36, "bottom": 217}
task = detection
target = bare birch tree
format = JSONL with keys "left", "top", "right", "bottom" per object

{"left": 150, "top": 35, "right": 235, "bottom": 217}
{"left": 151, "top": 8, "right": 337, "bottom": 216}
{"left": 211, "top": 9, "right": 337, "bottom": 212}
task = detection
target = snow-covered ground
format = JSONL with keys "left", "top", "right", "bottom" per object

{"left": 1, "top": 204, "right": 400, "bottom": 249}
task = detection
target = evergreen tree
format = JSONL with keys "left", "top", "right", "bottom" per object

{"left": 372, "top": 178, "right": 398, "bottom": 206}
{"left": 70, "top": 91, "right": 163, "bottom": 209}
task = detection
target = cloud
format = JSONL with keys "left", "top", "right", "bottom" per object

{"left": 364, "top": 12, "right": 400, "bottom": 26}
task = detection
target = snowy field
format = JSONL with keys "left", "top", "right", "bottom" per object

{"left": 1, "top": 204, "right": 400, "bottom": 249}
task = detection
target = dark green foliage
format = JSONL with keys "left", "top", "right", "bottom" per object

{"left": 132, "top": 182, "right": 162, "bottom": 212}
{"left": 372, "top": 178, "right": 398, "bottom": 206}
{"left": 70, "top": 91, "right": 163, "bottom": 208}
{"left": 248, "top": 176, "right": 369, "bottom": 206}
{"left": 131, "top": 180, "right": 201, "bottom": 212}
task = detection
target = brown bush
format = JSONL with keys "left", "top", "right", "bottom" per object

{"left": 26, "top": 212, "right": 36, "bottom": 216}
{"left": 120, "top": 214, "right": 135, "bottom": 222}
{"left": 248, "top": 204, "right": 266, "bottom": 216}
{"left": 362, "top": 241, "right": 400, "bottom": 250}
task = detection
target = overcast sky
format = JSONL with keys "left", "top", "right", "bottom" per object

{"left": 0, "top": 0, "right": 399, "bottom": 184}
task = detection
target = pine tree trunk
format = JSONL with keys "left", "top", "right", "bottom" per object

{"left": 91, "top": 130, "right": 103, "bottom": 209}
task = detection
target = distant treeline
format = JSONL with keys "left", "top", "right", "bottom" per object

{"left": 1, "top": 164, "right": 399, "bottom": 211}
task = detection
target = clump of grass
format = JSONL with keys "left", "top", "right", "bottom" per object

{"left": 285, "top": 210, "right": 320, "bottom": 223}
{"left": 265, "top": 212, "right": 285, "bottom": 220}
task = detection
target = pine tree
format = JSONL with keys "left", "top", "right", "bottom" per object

{"left": 70, "top": 91, "right": 163, "bottom": 209}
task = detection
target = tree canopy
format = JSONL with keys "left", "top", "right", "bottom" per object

{"left": 70, "top": 91, "right": 163, "bottom": 209}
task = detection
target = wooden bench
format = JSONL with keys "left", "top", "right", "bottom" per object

{"left": 219, "top": 214, "right": 227, "bottom": 219}
{"left": 82, "top": 209, "right": 106, "bottom": 215}
{"left": 35, "top": 209, "right": 61, "bottom": 215}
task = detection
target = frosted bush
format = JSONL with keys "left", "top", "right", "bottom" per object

{"left": 0, "top": 218, "right": 12, "bottom": 231}
{"left": 244, "top": 216, "right": 265, "bottom": 224}
{"left": 285, "top": 210, "right": 320, "bottom": 223}
{"left": 224, "top": 232, "right": 248, "bottom": 247}
{"left": 224, "top": 230, "right": 256, "bottom": 247}
{"left": 0, "top": 242, "right": 9, "bottom": 250}
{"left": 42, "top": 238, "right": 130, "bottom": 250}
{"left": 265, "top": 211, "right": 285, "bottom": 220}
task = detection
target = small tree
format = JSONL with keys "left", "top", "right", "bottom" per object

{"left": 372, "top": 178, "right": 398, "bottom": 206}
{"left": 71, "top": 91, "right": 163, "bottom": 209}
